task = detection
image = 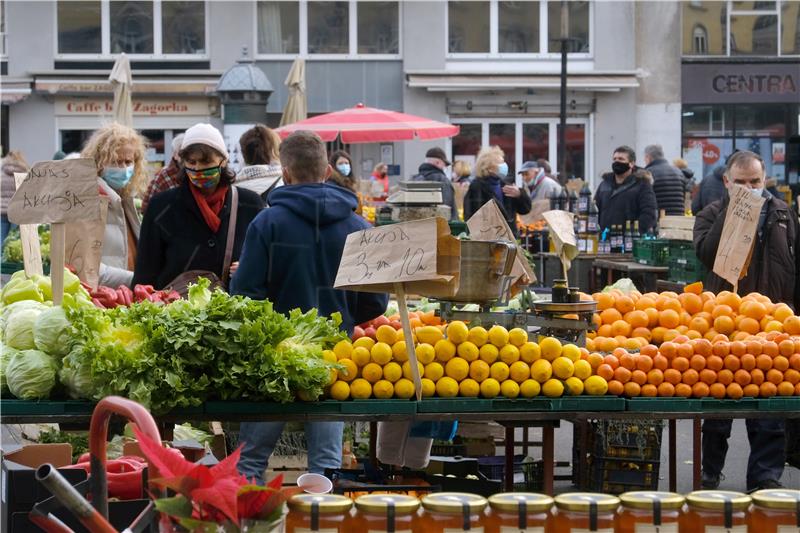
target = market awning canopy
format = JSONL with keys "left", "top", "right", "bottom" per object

{"left": 32, "top": 71, "right": 223, "bottom": 96}
{"left": 1, "top": 79, "right": 33, "bottom": 103}
{"left": 274, "top": 103, "right": 460, "bottom": 143}
{"left": 406, "top": 71, "right": 641, "bottom": 92}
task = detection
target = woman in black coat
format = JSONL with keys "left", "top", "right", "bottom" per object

{"left": 463, "top": 146, "right": 531, "bottom": 236}
{"left": 133, "top": 123, "right": 265, "bottom": 290}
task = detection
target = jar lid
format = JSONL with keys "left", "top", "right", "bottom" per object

{"left": 620, "top": 491, "right": 685, "bottom": 511}
{"left": 751, "top": 489, "right": 800, "bottom": 510}
{"left": 554, "top": 493, "right": 620, "bottom": 513}
{"left": 355, "top": 494, "right": 420, "bottom": 514}
{"left": 421, "top": 492, "right": 487, "bottom": 513}
{"left": 489, "top": 492, "right": 554, "bottom": 513}
{"left": 685, "top": 491, "right": 751, "bottom": 511}
{"left": 288, "top": 494, "right": 353, "bottom": 514}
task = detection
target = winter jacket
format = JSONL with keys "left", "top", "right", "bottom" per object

{"left": 646, "top": 158, "right": 687, "bottom": 216}
{"left": 98, "top": 179, "right": 141, "bottom": 288}
{"left": 328, "top": 169, "right": 357, "bottom": 192}
{"left": 595, "top": 169, "right": 658, "bottom": 234}
{"left": 414, "top": 163, "right": 457, "bottom": 221}
{"left": 527, "top": 175, "right": 562, "bottom": 202}
{"left": 463, "top": 175, "right": 532, "bottom": 237}
{"left": 230, "top": 183, "right": 388, "bottom": 334}
{"left": 680, "top": 167, "right": 695, "bottom": 192}
{"left": 132, "top": 181, "right": 264, "bottom": 290}
{"left": 694, "top": 191, "right": 800, "bottom": 309}
{"left": 370, "top": 172, "right": 389, "bottom": 198}
{"left": 1, "top": 160, "right": 27, "bottom": 213}
{"left": 692, "top": 166, "right": 726, "bottom": 215}
{"left": 236, "top": 164, "right": 283, "bottom": 203}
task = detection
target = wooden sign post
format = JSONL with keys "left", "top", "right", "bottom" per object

{"left": 713, "top": 184, "right": 765, "bottom": 291}
{"left": 12, "top": 173, "right": 44, "bottom": 277}
{"left": 542, "top": 210, "right": 579, "bottom": 280}
{"left": 7, "top": 159, "right": 101, "bottom": 305}
{"left": 335, "top": 217, "right": 460, "bottom": 400}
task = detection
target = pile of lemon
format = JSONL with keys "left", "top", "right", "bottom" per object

{"left": 324, "top": 321, "right": 609, "bottom": 400}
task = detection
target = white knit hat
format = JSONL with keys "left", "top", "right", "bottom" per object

{"left": 181, "top": 123, "right": 228, "bottom": 158}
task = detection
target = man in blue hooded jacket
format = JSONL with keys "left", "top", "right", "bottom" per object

{"left": 231, "top": 130, "right": 388, "bottom": 481}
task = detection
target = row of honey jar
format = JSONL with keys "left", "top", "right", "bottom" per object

{"left": 284, "top": 489, "right": 800, "bottom": 533}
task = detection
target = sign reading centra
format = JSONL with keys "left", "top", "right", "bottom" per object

{"left": 682, "top": 63, "right": 799, "bottom": 104}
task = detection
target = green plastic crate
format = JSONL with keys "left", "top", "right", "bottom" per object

{"left": 668, "top": 242, "right": 707, "bottom": 283}
{"left": 416, "top": 398, "right": 494, "bottom": 413}
{"left": 633, "top": 239, "right": 671, "bottom": 266}
{"left": 700, "top": 398, "right": 760, "bottom": 411}
{"left": 626, "top": 398, "right": 702, "bottom": 411}
{"left": 757, "top": 397, "right": 800, "bottom": 411}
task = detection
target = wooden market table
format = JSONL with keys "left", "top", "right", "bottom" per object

{"left": 593, "top": 258, "right": 669, "bottom": 293}
{"left": 535, "top": 253, "right": 627, "bottom": 292}
{"left": 3, "top": 397, "right": 798, "bottom": 495}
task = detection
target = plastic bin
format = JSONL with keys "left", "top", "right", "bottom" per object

{"left": 589, "top": 456, "right": 660, "bottom": 493}
{"left": 633, "top": 239, "right": 671, "bottom": 266}
{"left": 476, "top": 456, "right": 543, "bottom": 491}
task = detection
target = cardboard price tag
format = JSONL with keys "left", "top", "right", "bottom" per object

{"left": 13, "top": 173, "right": 44, "bottom": 277}
{"left": 466, "top": 200, "right": 536, "bottom": 286}
{"left": 543, "top": 210, "right": 579, "bottom": 276}
{"left": 7, "top": 159, "right": 101, "bottom": 225}
{"left": 334, "top": 217, "right": 460, "bottom": 297}
{"left": 713, "top": 184, "right": 765, "bottom": 287}
{"left": 65, "top": 199, "right": 109, "bottom": 289}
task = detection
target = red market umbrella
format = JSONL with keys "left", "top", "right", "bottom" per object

{"left": 274, "top": 103, "right": 460, "bottom": 143}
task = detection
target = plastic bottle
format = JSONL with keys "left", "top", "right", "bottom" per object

{"left": 578, "top": 183, "right": 591, "bottom": 216}
{"left": 588, "top": 202, "right": 599, "bottom": 234}
{"left": 568, "top": 189, "right": 579, "bottom": 214}
{"left": 557, "top": 188, "right": 569, "bottom": 211}
{"left": 624, "top": 221, "right": 634, "bottom": 253}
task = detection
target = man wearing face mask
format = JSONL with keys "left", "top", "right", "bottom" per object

{"left": 594, "top": 146, "right": 658, "bottom": 235}
{"left": 694, "top": 150, "right": 799, "bottom": 492}
{"left": 519, "top": 160, "right": 562, "bottom": 202}
{"left": 412, "top": 147, "right": 458, "bottom": 221}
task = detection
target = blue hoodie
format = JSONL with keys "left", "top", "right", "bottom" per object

{"left": 230, "top": 183, "right": 388, "bottom": 334}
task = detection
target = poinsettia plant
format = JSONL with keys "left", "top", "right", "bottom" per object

{"left": 133, "top": 427, "right": 300, "bottom": 532}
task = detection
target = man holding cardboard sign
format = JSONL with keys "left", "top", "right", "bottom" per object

{"left": 694, "top": 150, "right": 799, "bottom": 491}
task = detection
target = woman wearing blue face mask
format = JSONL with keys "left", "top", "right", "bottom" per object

{"left": 327, "top": 150, "right": 363, "bottom": 215}
{"left": 463, "top": 145, "right": 532, "bottom": 237}
{"left": 80, "top": 122, "right": 149, "bottom": 287}
{"left": 132, "top": 123, "right": 265, "bottom": 290}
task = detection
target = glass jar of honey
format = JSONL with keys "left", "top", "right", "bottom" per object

{"left": 680, "top": 490, "right": 751, "bottom": 533}
{"left": 748, "top": 489, "right": 800, "bottom": 533}
{"left": 485, "top": 492, "right": 553, "bottom": 532}
{"left": 419, "top": 492, "right": 488, "bottom": 532}
{"left": 351, "top": 494, "right": 420, "bottom": 532}
{"left": 551, "top": 492, "right": 619, "bottom": 532}
{"left": 285, "top": 493, "right": 353, "bottom": 533}
{"left": 615, "top": 491, "right": 684, "bottom": 533}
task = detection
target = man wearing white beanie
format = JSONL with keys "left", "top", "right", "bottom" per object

{"left": 142, "top": 131, "right": 186, "bottom": 213}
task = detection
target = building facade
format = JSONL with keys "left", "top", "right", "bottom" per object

{"left": 2, "top": 1, "right": 796, "bottom": 190}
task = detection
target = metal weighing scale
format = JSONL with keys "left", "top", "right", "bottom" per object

{"left": 381, "top": 181, "right": 451, "bottom": 223}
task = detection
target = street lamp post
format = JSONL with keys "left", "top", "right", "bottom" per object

{"left": 558, "top": 0, "right": 569, "bottom": 186}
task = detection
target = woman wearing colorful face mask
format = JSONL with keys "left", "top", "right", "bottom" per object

{"left": 463, "top": 145, "right": 531, "bottom": 237}
{"left": 132, "top": 123, "right": 265, "bottom": 290}
{"left": 80, "top": 122, "right": 149, "bottom": 287}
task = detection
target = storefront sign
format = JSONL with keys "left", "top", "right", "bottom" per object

{"left": 683, "top": 63, "right": 800, "bottom": 104}
{"left": 55, "top": 97, "right": 210, "bottom": 117}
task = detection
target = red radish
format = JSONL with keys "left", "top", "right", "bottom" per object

{"left": 373, "top": 315, "right": 390, "bottom": 327}
{"left": 352, "top": 326, "right": 365, "bottom": 340}
{"left": 390, "top": 320, "right": 403, "bottom": 330}
{"left": 364, "top": 326, "right": 377, "bottom": 340}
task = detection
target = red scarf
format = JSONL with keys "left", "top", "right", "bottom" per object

{"left": 190, "top": 184, "right": 230, "bottom": 233}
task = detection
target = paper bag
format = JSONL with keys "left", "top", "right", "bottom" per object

{"left": 335, "top": 217, "right": 461, "bottom": 297}
{"left": 542, "top": 210, "right": 579, "bottom": 272}
{"left": 712, "top": 184, "right": 765, "bottom": 287}
{"left": 65, "top": 198, "right": 109, "bottom": 289}
{"left": 519, "top": 198, "right": 550, "bottom": 227}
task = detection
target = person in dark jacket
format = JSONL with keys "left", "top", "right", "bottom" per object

{"left": 463, "top": 145, "right": 531, "bottom": 236}
{"left": 413, "top": 147, "right": 457, "bottom": 220}
{"left": 644, "top": 144, "right": 686, "bottom": 216}
{"left": 231, "top": 130, "right": 388, "bottom": 482}
{"left": 594, "top": 146, "right": 658, "bottom": 234}
{"left": 692, "top": 165, "right": 726, "bottom": 215}
{"left": 133, "top": 123, "right": 265, "bottom": 289}
{"left": 694, "top": 150, "right": 798, "bottom": 492}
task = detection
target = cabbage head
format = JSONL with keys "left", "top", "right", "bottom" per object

{"left": 0, "top": 300, "right": 47, "bottom": 333}
{"left": 4, "top": 307, "right": 44, "bottom": 350}
{"left": 34, "top": 306, "right": 72, "bottom": 357}
{"left": 60, "top": 346, "right": 94, "bottom": 400}
{"left": 0, "top": 344, "right": 20, "bottom": 394}
{"left": 6, "top": 349, "right": 58, "bottom": 399}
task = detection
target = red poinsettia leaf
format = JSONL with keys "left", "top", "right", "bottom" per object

{"left": 133, "top": 426, "right": 195, "bottom": 479}
{"left": 237, "top": 485, "right": 278, "bottom": 520}
{"left": 191, "top": 477, "right": 243, "bottom": 525}
{"left": 266, "top": 473, "right": 284, "bottom": 490}
{"left": 208, "top": 445, "right": 243, "bottom": 480}
{"left": 149, "top": 475, "right": 202, "bottom": 497}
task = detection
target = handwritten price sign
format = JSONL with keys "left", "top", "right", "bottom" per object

{"left": 8, "top": 159, "right": 101, "bottom": 225}
{"left": 712, "top": 184, "right": 765, "bottom": 287}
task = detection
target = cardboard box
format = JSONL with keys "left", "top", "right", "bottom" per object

{"left": 1, "top": 443, "right": 87, "bottom": 533}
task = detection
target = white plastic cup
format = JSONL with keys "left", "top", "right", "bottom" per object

{"left": 296, "top": 473, "right": 333, "bottom": 494}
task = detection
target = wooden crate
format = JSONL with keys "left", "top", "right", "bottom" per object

{"left": 658, "top": 215, "right": 694, "bottom": 241}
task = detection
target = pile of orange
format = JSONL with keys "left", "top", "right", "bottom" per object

{"left": 598, "top": 332, "right": 800, "bottom": 398}
{"left": 587, "top": 281, "right": 800, "bottom": 353}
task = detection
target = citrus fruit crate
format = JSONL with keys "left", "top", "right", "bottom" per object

{"left": 757, "top": 397, "right": 800, "bottom": 411}
{"left": 204, "top": 399, "right": 416, "bottom": 416}
{"left": 626, "top": 398, "right": 703, "bottom": 411}
{"left": 699, "top": 398, "right": 760, "bottom": 411}
{"left": 416, "top": 397, "right": 625, "bottom": 413}
{"left": 668, "top": 257, "right": 707, "bottom": 284}
{"left": 633, "top": 238, "right": 671, "bottom": 266}
{"left": 588, "top": 456, "right": 660, "bottom": 494}
{"left": 590, "top": 419, "right": 663, "bottom": 461}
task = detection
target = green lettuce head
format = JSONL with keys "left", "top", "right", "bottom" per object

{"left": 4, "top": 307, "right": 44, "bottom": 350}
{"left": 34, "top": 306, "right": 72, "bottom": 357}
{"left": 6, "top": 349, "right": 58, "bottom": 399}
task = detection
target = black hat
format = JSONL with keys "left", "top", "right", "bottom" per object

{"left": 518, "top": 161, "right": 540, "bottom": 173}
{"left": 425, "top": 147, "right": 451, "bottom": 166}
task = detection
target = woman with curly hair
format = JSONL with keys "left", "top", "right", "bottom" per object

{"left": 236, "top": 124, "right": 283, "bottom": 202}
{"left": 80, "top": 122, "right": 150, "bottom": 287}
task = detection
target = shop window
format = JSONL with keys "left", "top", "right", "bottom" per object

{"left": 0, "top": 0, "right": 6, "bottom": 56}
{"left": 357, "top": 2, "right": 399, "bottom": 54}
{"left": 257, "top": 1, "right": 300, "bottom": 54}
{"left": 110, "top": 1, "right": 154, "bottom": 54}
{"left": 308, "top": 1, "right": 349, "bottom": 54}
{"left": 780, "top": 0, "right": 800, "bottom": 55}
{"left": 735, "top": 104, "right": 787, "bottom": 137}
{"left": 57, "top": 1, "right": 102, "bottom": 54}
{"left": 162, "top": 1, "right": 206, "bottom": 54}
{"left": 733, "top": 1, "right": 776, "bottom": 9}
{"left": 548, "top": 0, "right": 590, "bottom": 53}
{"left": 499, "top": 1, "right": 540, "bottom": 53}
{"left": 683, "top": 105, "right": 732, "bottom": 137}
{"left": 60, "top": 130, "right": 94, "bottom": 155}
{"left": 57, "top": 0, "right": 207, "bottom": 56}
{"left": 693, "top": 25, "right": 709, "bottom": 53}
{"left": 452, "top": 124, "right": 482, "bottom": 162}
{"left": 448, "top": 1, "right": 490, "bottom": 53}
{"left": 731, "top": 14, "right": 778, "bottom": 55}
{"left": 557, "top": 124, "right": 586, "bottom": 180}
{"left": 522, "top": 124, "right": 549, "bottom": 167}
{"left": 489, "top": 123, "right": 516, "bottom": 175}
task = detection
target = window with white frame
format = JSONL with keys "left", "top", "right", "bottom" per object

{"left": 448, "top": 0, "right": 590, "bottom": 56}
{"left": 57, "top": 0, "right": 207, "bottom": 56}
{"left": 693, "top": 24, "right": 709, "bottom": 53}
{"left": 0, "top": 0, "right": 6, "bottom": 56}
{"left": 682, "top": 0, "right": 799, "bottom": 56}
{"left": 256, "top": 0, "right": 399, "bottom": 57}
